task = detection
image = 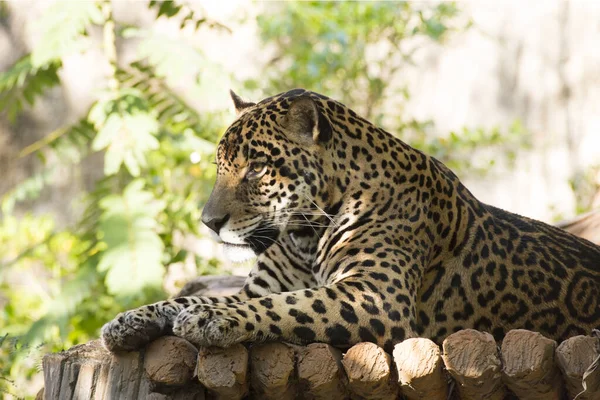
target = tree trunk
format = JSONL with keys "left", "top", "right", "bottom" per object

{"left": 42, "top": 338, "right": 204, "bottom": 400}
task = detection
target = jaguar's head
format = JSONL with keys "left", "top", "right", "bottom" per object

{"left": 201, "top": 89, "right": 334, "bottom": 262}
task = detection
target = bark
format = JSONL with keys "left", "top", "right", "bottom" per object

{"left": 501, "top": 329, "right": 563, "bottom": 400}
{"left": 296, "top": 343, "right": 349, "bottom": 400}
{"left": 442, "top": 329, "right": 505, "bottom": 400}
{"left": 341, "top": 342, "right": 399, "bottom": 400}
{"left": 392, "top": 337, "right": 448, "bottom": 400}
{"left": 249, "top": 342, "right": 295, "bottom": 400}
{"left": 556, "top": 335, "right": 600, "bottom": 400}
{"left": 196, "top": 344, "right": 248, "bottom": 400}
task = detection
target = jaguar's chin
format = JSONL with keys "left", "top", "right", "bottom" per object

{"left": 222, "top": 242, "right": 256, "bottom": 263}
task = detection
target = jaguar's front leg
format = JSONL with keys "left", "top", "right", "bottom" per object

{"left": 173, "top": 273, "right": 418, "bottom": 352}
{"left": 101, "top": 248, "right": 315, "bottom": 352}
{"left": 101, "top": 275, "right": 277, "bottom": 352}
{"left": 100, "top": 294, "right": 244, "bottom": 352}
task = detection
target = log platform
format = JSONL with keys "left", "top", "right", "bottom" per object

{"left": 41, "top": 329, "right": 600, "bottom": 399}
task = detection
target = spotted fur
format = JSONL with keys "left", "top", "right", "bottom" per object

{"left": 102, "top": 89, "right": 600, "bottom": 354}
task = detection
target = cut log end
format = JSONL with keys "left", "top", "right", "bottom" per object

{"left": 392, "top": 337, "right": 448, "bottom": 400}
{"left": 296, "top": 343, "right": 348, "bottom": 400}
{"left": 501, "top": 329, "right": 562, "bottom": 400}
{"left": 556, "top": 335, "right": 600, "bottom": 400}
{"left": 342, "top": 342, "right": 399, "bottom": 400}
{"left": 442, "top": 329, "right": 504, "bottom": 400}
{"left": 249, "top": 342, "right": 295, "bottom": 400}
{"left": 196, "top": 344, "right": 248, "bottom": 400}
{"left": 144, "top": 336, "right": 199, "bottom": 389}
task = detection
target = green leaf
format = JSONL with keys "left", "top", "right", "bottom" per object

{"left": 97, "top": 179, "right": 166, "bottom": 296}
{"left": 134, "top": 30, "right": 206, "bottom": 85}
{"left": 89, "top": 90, "right": 159, "bottom": 176}
{"left": 22, "top": 264, "right": 98, "bottom": 344}
{"left": 1, "top": 169, "right": 54, "bottom": 215}
{"left": 147, "top": 1, "right": 230, "bottom": 32}
{"left": 30, "top": 1, "right": 104, "bottom": 66}
{"left": 0, "top": 55, "right": 61, "bottom": 122}
{"left": 116, "top": 62, "right": 224, "bottom": 144}
{"left": 157, "top": 1, "right": 181, "bottom": 18}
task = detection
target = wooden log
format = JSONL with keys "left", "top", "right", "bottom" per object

{"left": 296, "top": 343, "right": 348, "bottom": 400}
{"left": 196, "top": 344, "right": 249, "bottom": 400}
{"left": 501, "top": 329, "right": 563, "bottom": 400}
{"left": 556, "top": 208, "right": 600, "bottom": 246}
{"left": 442, "top": 329, "right": 505, "bottom": 400}
{"left": 556, "top": 335, "right": 600, "bottom": 399}
{"left": 342, "top": 342, "right": 398, "bottom": 399}
{"left": 249, "top": 342, "right": 295, "bottom": 400}
{"left": 42, "top": 339, "right": 204, "bottom": 400}
{"left": 176, "top": 275, "right": 246, "bottom": 297}
{"left": 144, "top": 387, "right": 205, "bottom": 400}
{"left": 392, "top": 338, "right": 448, "bottom": 400}
{"left": 74, "top": 362, "right": 97, "bottom": 399}
{"left": 144, "top": 336, "right": 199, "bottom": 390}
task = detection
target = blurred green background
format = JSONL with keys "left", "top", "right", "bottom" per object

{"left": 0, "top": 1, "right": 598, "bottom": 398}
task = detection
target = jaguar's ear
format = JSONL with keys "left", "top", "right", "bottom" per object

{"left": 230, "top": 90, "right": 256, "bottom": 115}
{"left": 281, "top": 96, "right": 332, "bottom": 144}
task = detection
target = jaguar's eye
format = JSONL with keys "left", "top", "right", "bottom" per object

{"left": 246, "top": 162, "right": 267, "bottom": 180}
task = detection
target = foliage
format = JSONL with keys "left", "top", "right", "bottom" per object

{"left": 251, "top": 2, "right": 466, "bottom": 121}
{"left": 408, "top": 120, "right": 531, "bottom": 177}
{"left": 251, "top": 1, "right": 529, "bottom": 178}
{"left": 30, "top": 1, "right": 104, "bottom": 67}
{"left": 0, "top": 56, "right": 62, "bottom": 122}
{"left": 97, "top": 179, "right": 166, "bottom": 296}
{"left": 570, "top": 165, "right": 600, "bottom": 214}
{"left": 0, "top": 1, "right": 227, "bottom": 397}
{"left": 89, "top": 89, "right": 160, "bottom": 176}
{"left": 148, "top": 0, "right": 230, "bottom": 32}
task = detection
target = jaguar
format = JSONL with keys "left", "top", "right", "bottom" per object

{"left": 102, "top": 88, "right": 600, "bottom": 354}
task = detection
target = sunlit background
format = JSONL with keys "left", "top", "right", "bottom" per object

{"left": 1, "top": 1, "right": 599, "bottom": 397}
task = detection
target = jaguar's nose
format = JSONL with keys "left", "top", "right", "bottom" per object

{"left": 202, "top": 213, "right": 230, "bottom": 235}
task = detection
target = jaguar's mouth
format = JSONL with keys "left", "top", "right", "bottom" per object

{"left": 246, "top": 224, "right": 280, "bottom": 254}
{"left": 223, "top": 242, "right": 252, "bottom": 249}
{"left": 209, "top": 217, "right": 279, "bottom": 261}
